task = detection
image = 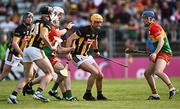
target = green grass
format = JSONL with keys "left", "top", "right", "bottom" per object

{"left": 0, "top": 78, "right": 180, "bottom": 109}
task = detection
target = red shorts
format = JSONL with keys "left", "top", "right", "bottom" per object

{"left": 153, "top": 52, "right": 172, "bottom": 63}
{"left": 49, "top": 55, "right": 60, "bottom": 66}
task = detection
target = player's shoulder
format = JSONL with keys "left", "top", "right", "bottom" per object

{"left": 78, "top": 25, "right": 91, "bottom": 33}
{"left": 150, "top": 22, "right": 162, "bottom": 29}
{"left": 15, "top": 24, "right": 24, "bottom": 30}
{"left": 14, "top": 24, "right": 26, "bottom": 33}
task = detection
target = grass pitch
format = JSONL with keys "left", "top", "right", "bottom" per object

{"left": 0, "top": 78, "right": 179, "bottom": 109}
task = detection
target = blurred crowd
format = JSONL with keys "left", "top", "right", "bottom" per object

{"left": 0, "top": 0, "right": 180, "bottom": 60}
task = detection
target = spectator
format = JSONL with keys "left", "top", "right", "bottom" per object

{"left": 0, "top": 0, "right": 7, "bottom": 15}
{"left": 0, "top": 15, "right": 17, "bottom": 33}
{"left": 6, "top": 0, "right": 18, "bottom": 16}
{"left": 72, "top": 14, "right": 89, "bottom": 27}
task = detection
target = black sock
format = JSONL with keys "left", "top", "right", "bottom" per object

{"left": 37, "top": 87, "right": 43, "bottom": 92}
{"left": 29, "top": 81, "right": 33, "bottom": 86}
{"left": 86, "top": 90, "right": 91, "bottom": 94}
{"left": 52, "top": 82, "right": 59, "bottom": 91}
{"left": 66, "top": 90, "right": 72, "bottom": 98}
{"left": 12, "top": 91, "right": 18, "bottom": 96}
{"left": 63, "top": 92, "right": 66, "bottom": 98}
{"left": 97, "top": 91, "right": 102, "bottom": 95}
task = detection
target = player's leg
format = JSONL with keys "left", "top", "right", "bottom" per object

{"left": 154, "top": 58, "right": 178, "bottom": 99}
{"left": 48, "top": 61, "right": 65, "bottom": 100}
{"left": 22, "top": 74, "right": 43, "bottom": 96}
{"left": 79, "top": 61, "right": 99, "bottom": 100}
{"left": 33, "top": 57, "right": 54, "bottom": 102}
{"left": 92, "top": 62, "right": 107, "bottom": 100}
{"left": 0, "top": 64, "right": 12, "bottom": 80}
{"left": 63, "top": 71, "right": 78, "bottom": 101}
{"left": 8, "top": 62, "right": 34, "bottom": 104}
{"left": 144, "top": 61, "right": 160, "bottom": 100}
{"left": 0, "top": 49, "right": 19, "bottom": 80}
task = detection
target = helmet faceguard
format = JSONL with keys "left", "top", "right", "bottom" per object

{"left": 40, "top": 6, "right": 55, "bottom": 21}
{"left": 22, "top": 12, "right": 33, "bottom": 25}
{"left": 53, "top": 6, "right": 64, "bottom": 15}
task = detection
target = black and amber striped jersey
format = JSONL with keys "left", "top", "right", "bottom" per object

{"left": 8, "top": 23, "right": 31, "bottom": 57}
{"left": 28, "top": 18, "right": 51, "bottom": 49}
{"left": 73, "top": 25, "right": 101, "bottom": 56}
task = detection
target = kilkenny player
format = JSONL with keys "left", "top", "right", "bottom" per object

{"left": 0, "top": 12, "right": 33, "bottom": 81}
{"left": 66, "top": 13, "right": 107, "bottom": 100}
{"left": 8, "top": 6, "right": 56, "bottom": 104}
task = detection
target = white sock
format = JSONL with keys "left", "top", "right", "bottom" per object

{"left": 170, "top": 87, "right": 175, "bottom": 91}
{"left": 152, "top": 94, "right": 159, "bottom": 97}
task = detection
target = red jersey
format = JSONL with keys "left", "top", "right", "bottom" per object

{"left": 48, "top": 26, "right": 61, "bottom": 42}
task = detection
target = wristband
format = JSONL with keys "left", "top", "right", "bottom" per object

{"left": 94, "top": 49, "right": 99, "bottom": 53}
{"left": 65, "top": 27, "right": 69, "bottom": 31}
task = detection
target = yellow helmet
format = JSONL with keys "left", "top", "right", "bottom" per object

{"left": 90, "top": 13, "right": 103, "bottom": 22}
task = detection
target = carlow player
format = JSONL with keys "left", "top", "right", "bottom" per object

{"left": 66, "top": 13, "right": 107, "bottom": 101}
{"left": 141, "top": 10, "right": 178, "bottom": 100}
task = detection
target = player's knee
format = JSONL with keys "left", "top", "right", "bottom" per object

{"left": 0, "top": 73, "right": 8, "bottom": 80}
{"left": 91, "top": 70, "right": 99, "bottom": 77}
{"left": 154, "top": 70, "right": 162, "bottom": 75}
{"left": 47, "top": 73, "right": 53, "bottom": 80}
{"left": 144, "top": 71, "right": 151, "bottom": 77}
{"left": 97, "top": 72, "right": 104, "bottom": 80}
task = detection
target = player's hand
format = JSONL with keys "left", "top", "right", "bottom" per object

{"left": 150, "top": 52, "right": 157, "bottom": 62}
{"left": 95, "top": 52, "right": 100, "bottom": 57}
{"left": 51, "top": 46, "right": 57, "bottom": 51}
{"left": 66, "top": 53, "right": 72, "bottom": 61}
{"left": 70, "top": 47, "right": 75, "bottom": 52}
{"left": 66, "top": 22, "right": 74, "bottom": 30}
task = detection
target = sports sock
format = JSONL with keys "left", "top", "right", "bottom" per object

{"left": 52, "top": 82, "right": 59, "bottom": 91}
{"left": 29, "top": 81, "right": 33, "bottom": 86}
{"left": 12, "top": 91, "right": 18, "bottom": 96}
{"left": 85, "top": 90, "right": 91, "bottom": 94}
{"left": 167, "top": 83, "right": 174, "bottom": 89}
{"left": 97, "top": 91, "right": 102, "bottom": 95}
{"left": 152, "top": 94, "right": 159, "bottom": 97}
{"left": 37, "top": 87, "right": 43, "bottom": 92}
{"left": 62, "top": 92, "right": 66, "bottom": 98}
{"left": 152, "top": 88, "right": 157, "bottom": 94}
{"left": 66, "top": 90, "right": 72, "bottom": 98}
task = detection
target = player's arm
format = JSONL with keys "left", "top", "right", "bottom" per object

{"left": 53, "top": 37, "right": 74, "bottom": 54}
{"left": 57, "top": 46, "right": 74, "bottom": 54}
{"left": 92, "top": 39, "right": 100, "bottom": 56}
{"left": 58, "top": 22, "right": 74, "bottom": 36}
{"left": 40, "top": 27, "right": 56, "bottom": 51}
{"left": 154, "top": 36, "right": 164, "bottom": 54}
{"left": 66, "top": 32, "right": 79, "bottom": 60}
{"left": 12, "top": 37, "right": 23, "bottom": 56}
{"left": 66, "top": 32, "right": 79, "bottom": 48}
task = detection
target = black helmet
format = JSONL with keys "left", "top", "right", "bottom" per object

{"left": 39, "top": 6, "right": 53, "bottom": 15}
{"left": 23, "top": 12, "right": 33, "bottom": 20}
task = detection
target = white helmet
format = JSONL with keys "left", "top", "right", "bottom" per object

{"left": 53, "top": 6, "right": 64, "bottom": 15}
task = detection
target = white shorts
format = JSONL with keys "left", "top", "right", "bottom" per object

{"left": 23, "top": 47, "right": 46, "bottom": 62}
{"left": 4, "top": 49, "right": 22, "bottom": 67}
{"left": 72, "top": 55, "right": 96, "bottom": 67}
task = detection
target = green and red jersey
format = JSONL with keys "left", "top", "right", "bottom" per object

{"left": 148, "top": 22, "right": 172, "bottom": 55}
{"left": 44, "top": 26, "right": 61, "bottom": 58}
